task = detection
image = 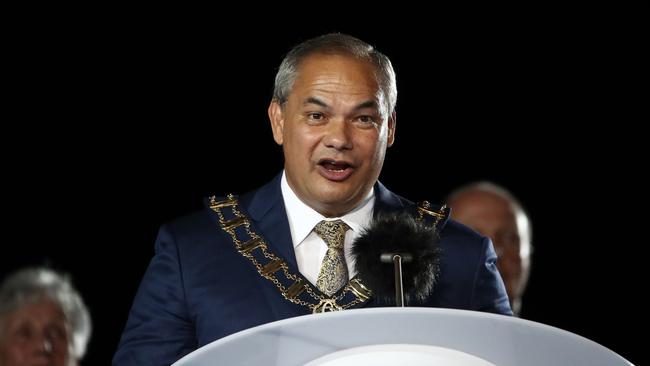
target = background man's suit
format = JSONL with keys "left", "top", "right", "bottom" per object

{"left": 113, "top": 174, "right": 511, "bottom": 365}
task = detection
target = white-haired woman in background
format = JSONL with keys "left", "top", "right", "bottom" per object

{"left": 0, "top": 268, "right": 91, "bottom": 366}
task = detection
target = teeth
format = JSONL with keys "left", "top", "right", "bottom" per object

{"left": 321, "top": 160, "right": 349, "bottom": 172}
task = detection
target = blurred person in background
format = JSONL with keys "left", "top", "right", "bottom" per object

{"left": 0, "top": 267, "right": 92, "bottom": 366}
{"left": 448, "top": 182, "right": 532, "bottom": 316}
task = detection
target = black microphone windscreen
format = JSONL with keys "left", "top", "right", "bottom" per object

{"left": 351, "top": 211, "right": 441, "bottom": 305}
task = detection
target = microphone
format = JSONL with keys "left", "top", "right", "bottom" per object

{"left": 379, "top": 253, "right": 413, "bottom": 306}
{"left": 352, "top": 211, "right": 441, "bottom": 306}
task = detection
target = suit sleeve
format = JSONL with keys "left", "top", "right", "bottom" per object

{"left": 112, "top": 225, "right": 197, "bottom": 366}
{"left": 470, "top": 237, "right": 513, "bottom": 315}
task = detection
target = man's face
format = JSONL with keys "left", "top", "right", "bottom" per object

{"left": 269, "top": 53, "right": 395, "bottom": 217}
{"left": 0, "top": 300, "right": 71, "bottom": 366}
{"left": 449, "top": 191, "right": 527, "bottom": 304}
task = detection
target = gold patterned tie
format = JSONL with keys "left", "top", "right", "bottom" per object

{"left": 314, "top": 219, "right": 351, "bottom": 296}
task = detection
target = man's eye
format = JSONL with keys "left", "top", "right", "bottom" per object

{"left": 357, "top": 115, "right": 375, "bottom": 124}
{"left": 307, "top": 112, "right": 324, "bottom": 120}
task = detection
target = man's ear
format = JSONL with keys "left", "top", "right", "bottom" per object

{"left": 387, "top": 111, "right": 396, "bottom": 147}
{"left": 268, "top": 100, "right": 284, "bottom": 145}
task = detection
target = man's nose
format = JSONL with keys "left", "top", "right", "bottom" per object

{"left": 322, "top": 119, "right": 352, "bottom": 150}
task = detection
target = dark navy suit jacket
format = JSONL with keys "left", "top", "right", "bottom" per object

{"left": 113, "top": 174, "right": 511, "bottom": 365}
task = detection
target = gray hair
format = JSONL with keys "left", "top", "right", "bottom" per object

{"left": 0, "top": 268, "right": 91, "bottom": 360}
{"left": 273, "top": 33, "right": 397, "bottom": 117}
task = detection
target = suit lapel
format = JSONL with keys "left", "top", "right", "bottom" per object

{"left": 373, "top": 180, "right": 408, "bottom": 216}
{"left": 240, "top": 174, "right": 298, "bottom": 269}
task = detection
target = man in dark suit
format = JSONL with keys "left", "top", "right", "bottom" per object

{"left": 113, "top": 33, "right": 511, "bottom": 365}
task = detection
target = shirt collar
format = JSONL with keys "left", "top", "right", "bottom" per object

{"left": 281, "top": 171, "right": 375, "bottom": 248}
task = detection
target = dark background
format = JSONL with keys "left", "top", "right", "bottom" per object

{"left": 2, "top": 8, "right": 644, "bottom": 365}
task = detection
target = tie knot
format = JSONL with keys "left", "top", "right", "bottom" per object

{"left": 313, "top": 219, "right": 350, "bottom": 249}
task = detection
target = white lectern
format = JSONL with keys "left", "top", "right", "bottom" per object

{"left": 173, "top": 308, "right": 632, "bottom": 366}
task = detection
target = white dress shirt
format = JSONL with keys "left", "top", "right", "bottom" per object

{"left": 280, "top": 171, "right": 375, "bottom": 286}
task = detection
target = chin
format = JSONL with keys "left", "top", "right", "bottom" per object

{"left": 314, "top": 190, "right": 349, "bottom": 206}
{"left": 319, "top": 189, "right": 366, "bottom": 210}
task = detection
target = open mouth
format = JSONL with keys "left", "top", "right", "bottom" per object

{"left": 317, "top": 159, "right": 354, "bottom": 181}
{"left": 320, "top": 159, "right": 351, "bottom": 171}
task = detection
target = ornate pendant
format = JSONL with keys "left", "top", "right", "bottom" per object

{"left": 313, "top": 299, "right": 343, "bottom": 313}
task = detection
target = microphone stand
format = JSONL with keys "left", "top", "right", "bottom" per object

{"left": 380, "top": 253, "right": 413, "bottom": 307}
